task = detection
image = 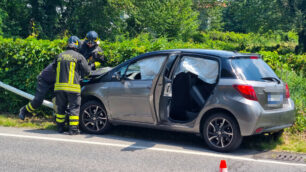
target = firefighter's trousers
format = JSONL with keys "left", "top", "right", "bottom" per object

{"left": 25, "top": 77, "right": 54, "bottom": 114}
{"left": 55, "top": 92, "right": 80, "bottom": 127}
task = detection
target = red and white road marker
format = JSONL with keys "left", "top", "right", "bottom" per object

{"left": 220, "top": 160, "right": 228, "bottom": 172}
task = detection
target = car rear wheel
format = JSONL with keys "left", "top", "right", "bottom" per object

{"left": 202, "top": 112, "right": 242, "bottom": 152}
{"left": 80, "top": 100, "right": 111, "bottom": 134}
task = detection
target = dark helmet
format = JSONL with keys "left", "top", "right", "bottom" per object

{"left": 68, "top": 36, "right": 81, "bottom": 49}
{"left": 85, "top": 31, "right": 99, "bottom": 45}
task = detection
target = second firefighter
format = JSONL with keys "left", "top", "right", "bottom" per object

{"left": 54, "top": 36, "right": 91, "bottom": 135}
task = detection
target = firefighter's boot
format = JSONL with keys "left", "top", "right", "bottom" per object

{"left": 69, "top": 126, "right": 80, "bottom": 135}
{"left": 57, "top": 123, "right": 65, "bottom": 133}
{"left": 19, "top": 106, "right": 31, "bottom": 120}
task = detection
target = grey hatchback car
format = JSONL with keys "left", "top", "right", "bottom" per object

{"left": 80, "top": 49, "right": 295, "bottom": 152}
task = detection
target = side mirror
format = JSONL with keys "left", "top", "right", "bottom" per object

{"left": 112, "top": 71, "right": 121, "bottom": 80}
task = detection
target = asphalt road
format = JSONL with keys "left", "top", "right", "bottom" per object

{"left": 0, "top": 126, "right": 305, "bottom": 172}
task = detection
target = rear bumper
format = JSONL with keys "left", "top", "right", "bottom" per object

{"left": 253, "top": 99, "right": 295, "bottom": 134}
{"left": 202, "top": 97, "right": 295, "bottom": 136}
{"left": 260, "top": 124, "right": 293, "bottom": 133}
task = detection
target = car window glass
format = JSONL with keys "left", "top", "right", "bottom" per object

{"left": 118, "top": 65, "right": 128, "bottom": 78}
{"left": 125, "top": 56, "right": 166, "bottom": 80}
{"left": 174, "top": 56, "right": 219, "bottom": 84}
{"left": 231, "top": 59, "right": 279, "bottom": 81}
{"left": 112, "top": 65, "right": 128, "bottom": 80}
{"left": 164, "top": 54, "right": 178, "bottom": 78}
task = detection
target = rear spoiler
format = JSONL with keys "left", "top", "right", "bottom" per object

{"left": 229, "top": 54, "right": 262, "bottom": 59}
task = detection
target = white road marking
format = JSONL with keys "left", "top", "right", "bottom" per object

{"left": 0, "top": 132, "right": 305, "bottom": 167}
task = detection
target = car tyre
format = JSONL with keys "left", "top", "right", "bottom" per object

{"left": 202, "top": 112, "right": 242, "bottom": 152}
{"left": 80, "top": 100, "right": 111, "bottom": 134}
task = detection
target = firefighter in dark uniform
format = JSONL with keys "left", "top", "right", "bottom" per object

{"left": 18, "top": 63, "right": 56, "bottom": 120}
{"left": 18, "top": 36, "right": 83, "bottom": 121}
{"left": 54, "top": 36, "right": 90, "bottom": 135}
{"left": 79, "top": 31, "right": 104, "bottom": 70}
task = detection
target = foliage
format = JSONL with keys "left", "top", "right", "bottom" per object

{"left": 0, "top": 0, "right": 305, "bottom": 53}
{"left": 61, "top": 0, "right": 124, "bottom": 40}
{"left": 0, "top": 0, "right": 30, "bottom": 38}
{"left": 0, "top": 7, "right": 6, "bottom": 35}
{"left": 223, "top": 0, "right": 291, "bottom": 33}
{"left": 0, "top": 0, "right": 199, "bottom": 41}
{"left": 112, "top": 0, "right": 199, "bottom": 40}
{"left": 0, "top": 37, "right": 66, "bottom": 113}
{"left": 0, "top": 0, "right": 125, "bottom": 40}
{"left": 223, "top": 0, "right": 306, "bottom": 53}
{"left": 193, "top": 0, "right": 225, "bottom": 31}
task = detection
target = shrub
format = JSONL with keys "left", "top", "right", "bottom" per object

{"left": 276, "top": 69, "right": 305, "bottom": 133}
{"left": 0, "top": 37, "right": 66, "bottom": 113}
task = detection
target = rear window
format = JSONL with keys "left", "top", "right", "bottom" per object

{"left": 231, "top": 59, "right": 279, "bottom": 81}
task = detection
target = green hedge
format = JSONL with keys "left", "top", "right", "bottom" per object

{"left": 192, "top": 31, "right": 298, "bottom": 55}
{"left": 0, "top": 37, "right": 66, "bottom": 113}
{"left": 0, "top": 33, "right": 304, "bottom": 133}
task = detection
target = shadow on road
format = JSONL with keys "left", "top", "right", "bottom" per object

{"left": 121, "top": 142, "right": 157, "bottom": 152}
{"left": 83, "top": 125, "right": 261, "bottom": 155}
{"left": 24, "top": 128, "right": 58, "bottom": 135}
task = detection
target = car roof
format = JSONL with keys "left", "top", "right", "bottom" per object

{"left": 142, "top": 49, "right": 258, "bottom": 59}
{"left": 113, "top": 48, "right": 260, "bottom": 70}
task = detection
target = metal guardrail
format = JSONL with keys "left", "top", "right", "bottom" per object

{"left": 0, "top": 81, "right": 53, "bottom": 109}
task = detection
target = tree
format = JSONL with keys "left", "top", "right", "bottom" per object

{"left": 223, "top": 0, "right": 291, "bottom": 33}
{"left": 28, "top": 0, "right": 63, "bottom": 39}
{"left": 193, "top": 0, "right": 226, "bottom": 31}
{"left": 58, "top": 0, "right": 124, "bottom": 40}
{"left": 114, "top": 0, "right": 199, "bottom": 40}
{"left": 223, "top": 0, "right": 305, "bottom": 53}
{"left": 277, "top": 0, "right": 306, "bottom": 53}
{"left": 0, "top": 7, "right": 7, "bottom": 35}
{"left": 1, "top": 0, "right": 31, "bottom": 38}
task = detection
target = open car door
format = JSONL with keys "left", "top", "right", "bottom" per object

{"left": 156, "top": 54, "right": 220, "bottom": 123}
{"left": 153, "top": 53, "right": 180, "bottom": 123}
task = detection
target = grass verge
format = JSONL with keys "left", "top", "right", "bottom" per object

{"left": 242, "top": 132, "right": 306, "bottom": 153}
{"left": 0, "top": 113, "right": 56, "bottom": 130}
{"left": 0, "top": 113, "right": 305, "bottom": 153}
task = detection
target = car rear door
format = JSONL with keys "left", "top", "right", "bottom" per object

{"left": 107, "top": 55, "right": 167, "bottom": 123}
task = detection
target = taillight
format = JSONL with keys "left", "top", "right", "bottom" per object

{"left": 255, "top": 127, "right": 263, "bottom": 133}
{"left": 285, "top": 83, "right": 290, "bottom": 98}
{"left": 233, "top": 85, "right": 258, "bottom": 101}
{"left": 250, "top": 56, "right": 258, "bottom": 59}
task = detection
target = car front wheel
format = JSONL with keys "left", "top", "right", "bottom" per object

{"left": 80, "top": 100, "right": 111, "bottom": 134}
{"left": 202, "top": 112, "right": 242, "bottom": 152}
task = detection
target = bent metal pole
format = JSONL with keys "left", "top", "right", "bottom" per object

{"left": 0, "top": 81, "right": 53, "bottom": 109}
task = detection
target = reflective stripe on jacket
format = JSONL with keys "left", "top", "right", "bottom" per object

{"left": 54, "top": 49, "right": 90, "bottom": 93}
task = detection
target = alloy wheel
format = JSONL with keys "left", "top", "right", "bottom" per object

{"left": 82, "top": 104, "right": 107, "bottom": 132}
{"left": 206, "top": 117, "right": 234, "bottom": 148}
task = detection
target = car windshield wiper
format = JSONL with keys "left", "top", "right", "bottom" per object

{"left": 261, "top": 77, "right": 280, "bottom": 84}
